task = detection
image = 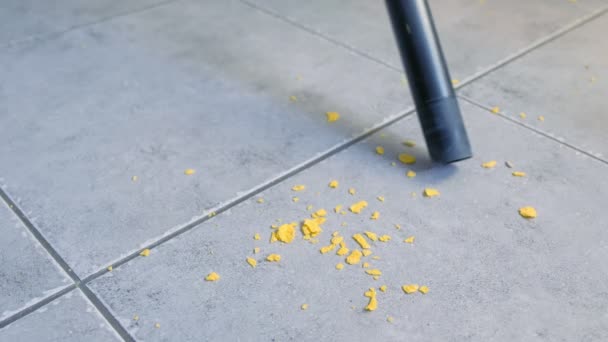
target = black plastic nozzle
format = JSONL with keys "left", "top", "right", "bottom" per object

{"left": 386, "top": 0, "right": 472, "bottom": 163}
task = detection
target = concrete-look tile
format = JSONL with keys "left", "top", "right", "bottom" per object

{"left": 0, "top": 0, "right": 168, "bottom": 46}
{"left": 0, "top": 289, "right": 120, "bottom": 341}
{"left": 246, "top": 0, "right": 606, "bottom": 79}
{"left": 89, "top": 101, "right": 608, "bottom": 341}
{"left": 0, "top": 0, "right": 407, "bottom": 276}
{"left": 461, "top": 14, "right": 608, "bottom": 159}
{"left": 0, "top": 201, "right": 71, "bottom": 321}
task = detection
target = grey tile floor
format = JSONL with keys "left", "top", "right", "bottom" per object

{"left": 1, "top": 0, "right": 607, "bottom": 341}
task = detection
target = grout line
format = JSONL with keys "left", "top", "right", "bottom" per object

{"left": 459, "top": 95, "right": 608, "bottom": 166}
{"left": 453, "top": 4, "right": 608, "bottom": 90}
{"left": 0, "top": 189, "right": 134, "bottom": 341}
{"left": 239, "top": 0, "right": 402, "bottom": 73}
{"left": 0, "top": 0, "right": 180, "bottom": 50}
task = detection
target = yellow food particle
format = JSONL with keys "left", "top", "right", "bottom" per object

{"left": 329, "top": 180, "right": 339, "bottom": 188}
{"left": 275, "top": 223, "right": 297, "bottom": 243}
{"left": 301, "top": 304, "right": 308, "bottom": 310}
{"left": 256, "top": 198, "right": 264, "bottom": 204}
{"left": 254, "top": 233, "right": 261, "bottom": 240}
{"left": 519, "top": 206, "right": 537, "bottom": 219}
{"left": 333, "top": 205, "right": 342, "bottom": 213}
{"left": 301, "top": 218, "right": 324, "bottom": 238}
{"left": 398, "top": 153, "right": 416, "bottom": 164}
{"left": 292, "top": 197, "right": 299, "bottom": 203}
{"left": 451, "top": 79, "right": 460, "bottom": 86}
{"left": 538, "top": 116, "right": 545, "bottom": 121}
{"left": 184, "top": 168, "right": 196, "bottom": 175}
{"left": 366, "top": 269, "right": 382, "bottom": 276}
{"left": 246, "top": 257, "right": 257, "bottom": 268}
{"left": 362, "top": 262, "right": 370, "bottom": 268}
{"left": 336, "top": 263, "right": 345, "bottom": 270}
{"left": 348, "top": 188, "right": 356, "bottom": 195}
{"left": 403, "top": 140, "right": 416, "bottom": 147}
{"left": 372, "top": 255, "right": 380, "bottom": 260}
{"left": 379, "top": 285, "right": 387, "bottom": 292}
{"left": 394, "top": 224, "right": 401, "bottom": 229}
{"left": 107, "top": 266, "right": 113, "bottom": 272}
{"left": 140, "top": 249, "right": 150, "bottom": 257}
{"left": 336, "top": 246, "right": 349, "bottom": 256}
{"left": 423, "top": 188, "right": 440, "bottom": 197}
{"left": 131, "top": 176, "right": 138, "bottom": 182}
{"left": 320, "top": 244, "right": 336, "bottom": 254}
{"left": 326, "top": 111, "right": 340, "bottom": 122}
{"left": 491, "top": 106, "right": 500, "bottom": 114}
{"left": 289, "top": 95, "right": 297, "bottom": 102}
{"left": 402, "top": 284, "right": 419, "bottom": 294}
{"left": 519, "top": 112, "right": 527, "bottom": 119}
{"left": 332, "top": 231, "right": 339, "bottom": 237}
{"left": 404, "top": 236, "right": 415, "bottom": 244}
{"left": 306, "top": 205, "right": 313, "bottom": 211}
{"left": 407, "top": 170, "right": 416, "bottom": 178}
{"left": 377, "top": 196, "right": 385, "bottom": 202}
{"left": 353, "top": 234, "right": 371, "bottom": 249}
{"left": 269, "top": 232, "right": 278, "bottom": 243}
{"left": 419, "top": 285, "right": 429, "bottom": 294}
{"left": 349, "top": 200, "right": 368, "bottom": 214}
{"left": 312, "top": 209, "right": 327, "bottom": 218}
{"left": 391, "top": 162, "right": 396, "bottom": 167}
{"left": 378, "top": 235, "right": 391, "bottom": 242}
{"left": 155, "top": 323, "right": 161, "bottom": 329}
{"left": 253, "top": 247, "right": 260, "bottom": 254}
{"left": 387, "top": 316, "right": 394, "bottom": 323}
{"left": 512, "top": 171, "right": 526, "bottom": 177}
{"left": 364, "top": 231, "right": 378, "bottom": 241}
{"left": 133, "top": 315, "right": 139, "bottom": 321}
{"left": 370, "top": 211, "right": 380, "bottom": 220}
{"left": 362, "top": 249, "right": 372, "bottom": 257}
{"left": 482, "top": 160, "right": 497, "bottom": 168}
{"left": 292, "top": 185, "right": 306, "bottom": 191}
{"left": 266, "top": 254, "right": 281, "bottom": 262}
{"left": 205, "top": 272, "right": 220, "bottom": 281}
{"left": 364, "top": 288, "right": 378, "bottom": 311}
{"left": 375, "top": 146, "right": 385, "bottom": 155}
{"left": 346, "top": 250, "right": 363, "bottom": 265}
{"left": 331, "top": 236, "right": 343, "bottom": 245}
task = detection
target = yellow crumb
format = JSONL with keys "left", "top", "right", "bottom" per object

{"left": 184, "top": 168, "right": 196, "bottom": 175}
{"left": 289, "top": 95, "right": 297, "bottom": 102}
{"left": 404, "top": 236, "right": 415, "bottom": 244}
{"left": 336, "top": 263, "right": 345, "bottom": 270}
{"left": 246, "top": 257, "right": 257, "bottom": 268}
{"left": 379, "top": 285, "right": 387, "bottom": 292}
{"left": 366, "top": 269, "right": 382, "bottom": 276}
{"left": 394, "top": 224, "right": 401, "bottom": 229}
{"left": 398, "top": 153, "right": 416, "bottom": 164}
{"left": 362, "top": 262, "right": 370, "bottom": 268}
{"left": 320, "top": 244, "right": 336, "bottom": 254}
{"left": 370, "top": 211, "right": 380, "bottom": 220}
{"left": 107, "top": 266, "right": 113, "bottom": 272}
{"left": 375, "top": 146, "right": 385, "bottom": 155}
{"left": 329, "top": 180, "right": 339, "bottom": 188}
{"left": 387, "top": 316, "right": 394, "bottom": 323}
{"left": 266, "top": 254, "right": 281, "bottom": 262}
{"left": 269, "top": 232, "right": 278, "bottom": 243}
{"left": 270, "top": 224, "right": 278, "bottom": 229}
{"left": 391, "top": 162, "right": 396, "bottom": 166}
{"left": 131, "top": 176, "right": 138, "bottom": 182}
{"left": 423, "top": 188, "right": 440, "bottom": 197}
{"left": 334, "top": 205, "right": 342, "bottom": 213}
{"left": 292, "top": 185, "right": 306, "bottom": 192}
{"left": 348, "top": 188, "right": 356, "bottom": 195}
{"left": 364, "top": 288, "right": 378, "bottom": 311}
{"left": 301, "top": 304, "right": 308, "bottom": 310}
{"left": 346, "top": 250, "right": 363, "bottom": 265}
{"left": 512, "top": 171, "right": 526, "bottom": 177}
{"left": 140, "top": 249, "right": 150, "bottom": 257}
{"left": 336, "top": 246, "right": 349, "bottom": 256}
{"left": 362, "top": 249, "right": 372, "bottom": 257}
{"left": 402, "top": 284, "right": 419, "bottom": 294}
{"left": 373, "top": 276, "right": 380, "bottom": 280}
{"left": 312, "top": 209, "right": 327, "bottom": 218}
{"left": 155, "top": 323, "right": 161, "bottom": 329}
{"left": 491, "top": 106, "right": 500, "bottom": 114}
{"left": 377, "top": 196, "right": 385, "bottom": 202}
{"left": 331, "top": 236, "right": 343, "bottom": 245}
{"left": 275, "top": 223, "right": 297, "bottom": 243}
{"left": 451, "top": 79, "right": 460, "bottom": 86}
{"left": 538, "top": 116, "right": 545, "bottom": 121}
{"left": 326, "top": 111, "right": 340, "bottom": 122}
{"left": 407, "top": 170, "right": 416, "bottom": 178}
{"left": 301, "top": 218, "right": 324, "bottom": 238}
{"left": 419, "top": 285, "right": 429, "bottom": 294}
{"left": 364, "top": 231, "right": 378, "bottom": 241}
{"left": 292, "top": 197, "right": 299, "bottom": 203}
{"left": 306, "top": 204, "right": 313, "bottom": 211}
{"left": 256, "top": 198, "right": 264, "bottom": 204}
{"left": 253, "top": 247, "right": 260, "bottom": 254}
{"left": 133, "top": 315, "right": 139, "bottom": 321}
{"left": 378, "top": 235, "right": 391, "bottom": 242}
{"left": 403, "top": 140, "right": 416, "bottom": 147}
{"left": 205, "top": 272, "right": 220, "bottom": 281}
{"left": 519, "top": 112, "right": 527, "bottom": 119}
{"left": 254, "top": 233, "right": 261, "bottom": 240}
{"left": 482, "top": 160, "right": 497, "bottom": 168}
{"left": 349, "top": 201, "right": 368, "bottom": 214}
{"left": 353, "top": 234, "right": 371, "bottom": 249}
{"left": 372, "top": 255, "right": 380, "bottom": 260}
{"left": 519, "top": 206, "right": 537, "bottom": 219}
